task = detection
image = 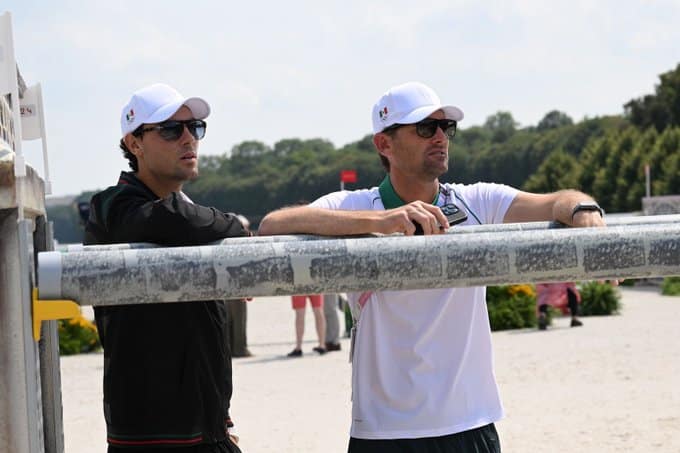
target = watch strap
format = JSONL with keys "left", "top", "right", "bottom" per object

{"left": 571, "top": 201, "right": 604, "bottom": 219}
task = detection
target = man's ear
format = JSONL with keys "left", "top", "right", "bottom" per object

{"left": 123, "top": 134, "right": 143, "bottom": 157}
{"left": 373, "top": 133, "right": 392, "bottom": 160}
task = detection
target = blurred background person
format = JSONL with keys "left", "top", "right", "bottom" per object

{"left": 288, "top": 294, "right": 326, "bottom": 357}
{"left": 226, "top": 214, "right": 253, "bottom": 357}
{"left": 323, "top": 294, "right": 342, "bottom": 351}
{"left": 535, "top": 282, "right": 583, "bottom": 330}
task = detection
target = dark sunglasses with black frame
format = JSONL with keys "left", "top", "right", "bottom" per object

{"left": 133, "top": 119, "right": 207, "bottom": 141}
{"left": 383, "top": 118, "right": 457, "bottom": 139}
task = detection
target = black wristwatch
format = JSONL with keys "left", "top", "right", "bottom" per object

{"left": 571, "top": 201, "right": 604, "bottom": 219}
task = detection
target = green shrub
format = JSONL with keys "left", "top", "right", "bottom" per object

{"left": 487, "top": 284, "right": 537, "bottom": 331}
{"left": 579, "top": 282, "right": 621, "bottom": 316}
{"left": 661, "top": 277, "right": 680, "bottom": 296}
{"left": 58, "top": 313, "right": 101, "bottom": 355}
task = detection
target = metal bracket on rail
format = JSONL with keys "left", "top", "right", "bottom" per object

{"left": 32, "top": 288, "right": 80, "bottom": 341}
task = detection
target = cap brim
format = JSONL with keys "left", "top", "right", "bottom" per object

{"left": 399, "top": 104, "right": 464, "bottom": 125}
{"left": 183, "top": 97, "right": 210, "bottom": 120}
{"left": 442, "top": 105, "right": 464, "bottom": 122}
{"left": 145, "top": 97, "right": 211, "bottom": 124}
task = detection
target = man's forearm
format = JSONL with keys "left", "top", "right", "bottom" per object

{"left": 258, "top": 206, "right": 380, "bottom": 236}
{"left": 505, "top": 189, "right": 602, "bottom": 226}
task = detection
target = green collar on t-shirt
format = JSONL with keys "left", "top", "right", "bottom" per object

{"left": 378, "top": 175, "right": 438, "bottom": 209}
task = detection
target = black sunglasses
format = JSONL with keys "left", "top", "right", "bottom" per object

{"left": 384, "top": 118, "right": 457, "bottom": 139}
{"left": 136, "top": 119, "right": 207, "bottom": 141}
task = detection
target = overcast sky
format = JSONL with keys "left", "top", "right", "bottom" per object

{"left": 7, "top": 0, "right": 680, "bottom": 196}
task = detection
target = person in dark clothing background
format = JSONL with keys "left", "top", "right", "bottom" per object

{"left": 227, "top": 215, "right": 253, "bottom": 358}
{"left": 85, "top": 83, "right": 247, "bottom": 453}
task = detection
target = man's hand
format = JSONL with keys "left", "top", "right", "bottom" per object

{"left": 378, "top": 201, "right": 449, "bottom": 235}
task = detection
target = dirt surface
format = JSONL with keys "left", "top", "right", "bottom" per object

{"left": 62, "top": 286, "right": 680, "bottom": 452}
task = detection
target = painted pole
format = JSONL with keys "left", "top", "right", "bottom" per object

{"left": 645, "top": 163, "right": 651, "bottom": 198}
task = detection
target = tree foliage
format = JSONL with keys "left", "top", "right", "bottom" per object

{"left": 536, "top": 110, "right": 573, "bottom": 131}
{"left": 523, "top": 150, "right": 580, "bottom": 193}
{"left": 625, "top": 63, "right": 680, "bottom": 132}
{"left": 483, "top": 111, "right": 518, "bottom": 142}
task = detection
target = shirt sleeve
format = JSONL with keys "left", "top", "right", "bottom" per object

{"left": 310, "top": 189, "right": 378, "bottom": 211}
{"left": 92, "top": 187, "right": 247, "bottom": 246}
{"left": 459, "top": 182, "right": 518, "bottom": 225}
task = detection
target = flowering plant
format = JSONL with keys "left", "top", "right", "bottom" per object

{"left": 58, "top": 313, "right": 101, "bottom": 355}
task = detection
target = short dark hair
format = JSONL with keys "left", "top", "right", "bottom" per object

{"left": 379, "top": 154, "right": 390, "bottom": 172}
{"left": 377, "top": 128, "right": 399, "bottom": 172}
{"left": 119, "top": 126, "right": 144, "bottom": 171}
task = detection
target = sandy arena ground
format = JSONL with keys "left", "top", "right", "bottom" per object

{"left": 60, "top": 286, "right": 680, "bottom": 452}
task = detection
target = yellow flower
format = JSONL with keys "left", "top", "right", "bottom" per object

{"left": 507, "top": 284, "right": 535, "bottom": 298}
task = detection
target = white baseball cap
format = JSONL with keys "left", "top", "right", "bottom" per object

{"left": 120, "top": 83, "right": 210, "bottom": 137}
{"left": 371, "top": 81, "right": 464, "bottom": 134}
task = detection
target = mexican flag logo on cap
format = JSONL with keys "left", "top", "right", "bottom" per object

{"left": 126, "top": 109, "right": 135, "bottom": 123}
{"left": 378, "top": 106, "right": 388, "bottom": 120}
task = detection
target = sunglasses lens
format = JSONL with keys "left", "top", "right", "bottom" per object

{"left": 155, "top": 120, "right": 207, "bottom": 141}
{"left": 443, "top": 120, "right": 457, "bottom": 138}
{"left": 415, "top": 119, "right": 456, "bottom": 139}
{"left": 415, "top": 120, "right": 438, "bottom": 138}
{"left": 188, "top": 120, "right": 206, "bottom": 140}
{"left": 157, "top": 122, "right": 185, "bottom": 141}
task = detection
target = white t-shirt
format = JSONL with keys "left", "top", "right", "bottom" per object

{"left": 310, "top": 182, "right": 518, "bottom": 440}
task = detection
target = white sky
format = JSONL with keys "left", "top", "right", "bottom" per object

{"left": 7, "top": 0, "right": 680, "bottom": 196}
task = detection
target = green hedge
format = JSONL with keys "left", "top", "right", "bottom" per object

{"left": 486, "top": 282, "right": 622, "bottom": 331}
{"left": 58, "top": 314, "right": 101, "bottom": 355}
{"left": 661, "top": 277, "right": 680, "bottom": 296}
{"left": 487, "top": 285, "right": 537, "bottom": 331}
{"left": 579, "top": 282, "right": 621, "bottom": 316}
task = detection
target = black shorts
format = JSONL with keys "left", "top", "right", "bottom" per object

{"left": 348, "top": 423, "right": 501, "bottom": 453}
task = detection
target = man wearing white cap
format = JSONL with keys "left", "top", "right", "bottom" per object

{"left": 259, "top": 81, "right": 606, "bottom": 452}
{"left": 85, "top": 83, "right": 248, "bottom": 452}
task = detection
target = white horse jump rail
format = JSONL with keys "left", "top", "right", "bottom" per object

{"left": 39, "top": 221, "right": 680, "bottom": 306}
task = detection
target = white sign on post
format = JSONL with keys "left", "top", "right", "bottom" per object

{"left": 20, "top": 84, "right": 41, "bottom": 140}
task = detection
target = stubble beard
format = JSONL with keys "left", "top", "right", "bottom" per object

{"left": 422, "top": 157, "right": 448, "bottom": 180}
{"left": 174, "top": 166, "right": 199, "bottom": 183}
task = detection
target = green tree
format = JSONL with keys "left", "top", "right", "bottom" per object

{"left": 625, "top": 63, "right": 680, "bottom": 132}
{"left": 523, "top": 150, "right": 581, "bottom": 193}
{"left": 484, "top": 111, "right": 517, "bottom": 143}
{"left": 613, "top": 128, "right": 651, "bottom": 211}
{"left": 231, "top": 140, "right": 271, "bottom": 158}
{"left": 536, "top": 110, "right": 573, "bottom": 131}
{"left": 649, "top": 127, "right": 680, "bottom": 196}
{"left": 578, "top": 132, "right": 618, "bottom": 204}
{"left": 592, "top": 128, "right": 638, "bottom": 212}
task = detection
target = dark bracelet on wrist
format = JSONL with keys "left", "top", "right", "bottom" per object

{"left": 571, "top": 201, "right": 604, "bottom": 220}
